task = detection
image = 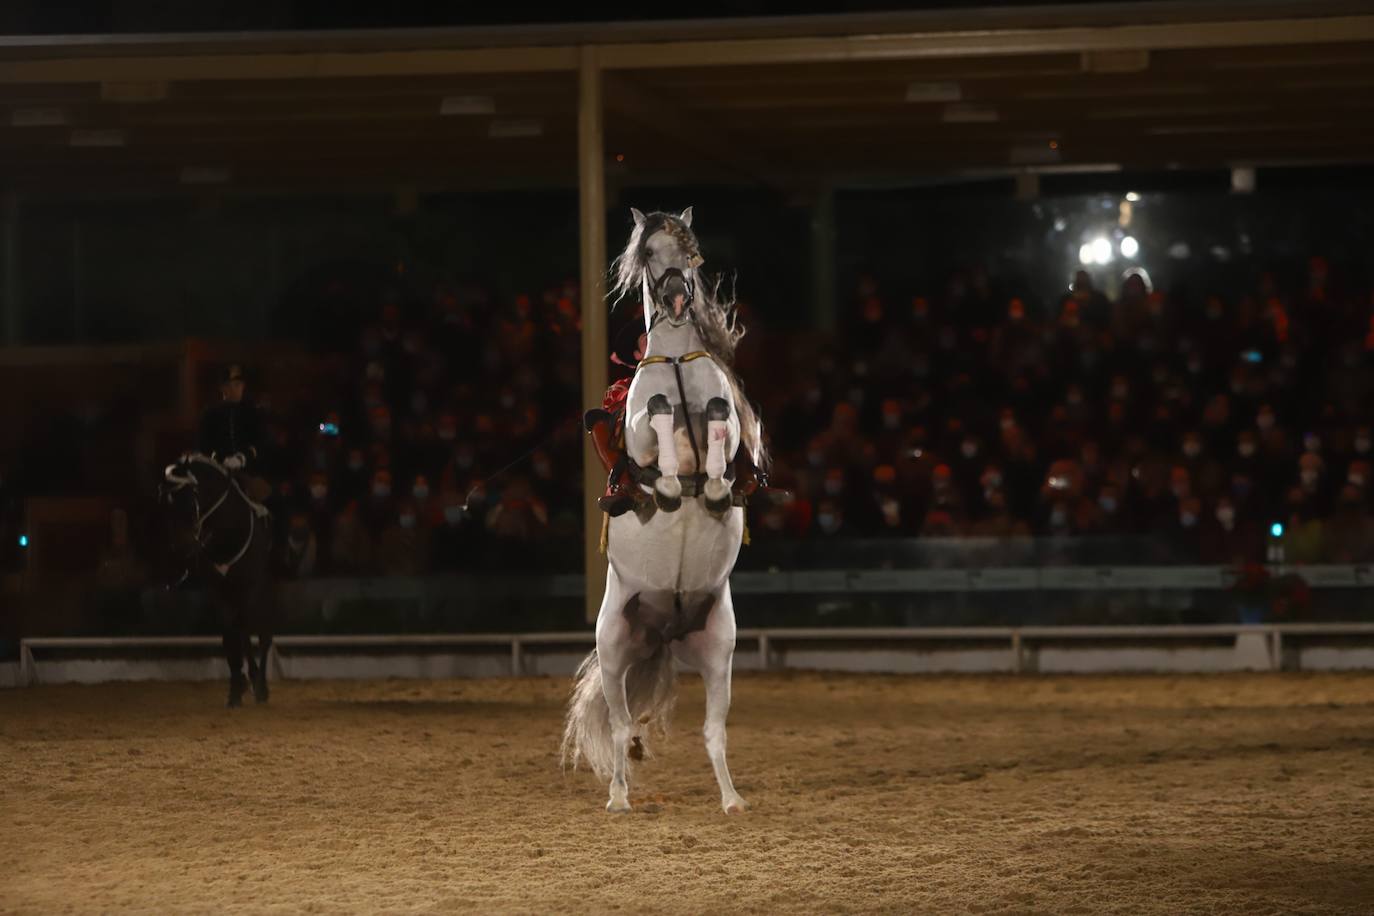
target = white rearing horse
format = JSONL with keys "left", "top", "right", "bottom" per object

{"left": 563, "top": 207, "right": 763, "bottom": 814}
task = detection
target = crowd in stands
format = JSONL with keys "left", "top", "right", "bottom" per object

{"left": 7, "top": 249, "right": 1368, "bottom": 582}
{"left": 255, "top": 280, "right": 587, "bottom": 577}
{"left": 743, "top": 258, "right": 1374, "bottom": 567}
{"left": 246, "top": 252, "right": 1374, "bottom": 578}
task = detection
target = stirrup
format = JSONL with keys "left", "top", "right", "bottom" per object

{"left": 598, "top": 490, "right": 636, "bottom": 517}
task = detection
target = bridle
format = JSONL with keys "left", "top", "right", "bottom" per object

{"left": 640, "top": 223, "right": 702, "bottom": 333}
{"left": 644, "top": 264, "right": 696, "bottom": 328}
{"left": 162, "top": 453, "right": 260, "bottom": 579}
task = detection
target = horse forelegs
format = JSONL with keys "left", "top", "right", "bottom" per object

{"left": 646, "top": 394, "right": 682, "bottom": 511}
{"left": 703, "top": 397, "right": 732, "bottom": 514}
{"left": 221, "top": 627, "right": 247, "bottom": 708}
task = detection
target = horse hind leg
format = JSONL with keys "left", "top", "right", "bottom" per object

{"left": 222, "top": 628, "right": 247, "bottom": 708}
{"left": 251, "top": 633, "right": 272, "bottom": 704}
{"left": 647, "top": 394, "right": 682, "bottom": 512}
{"left": 598, "top": 652, "right": 636, "bottom": 813}
{"left": 702, "top": 658, "right": 747, "bottom": 814}
{"left": 703, "top": 397, "right": 732, "bottom": 515}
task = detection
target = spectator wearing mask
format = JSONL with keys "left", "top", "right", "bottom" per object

{"left": 1200, "top": 496, "right": 1262, "bottom": 566}
{"left": 281, "top": 512, "right": 318, "bottom": 578}
{"left": 1282, "top": 487, "right": 1326, "bottom": 565}
{"left": 814, "top": 498, "right": 845, "bottom": 537}
{"left": 867, "top": 464, "right": 908, "bottom": 536}
{"left": 485, "top": 477, "right": 549, "bottom": 545}
{"left": 378, "top": 503, "right": 429, "bottom": 576}
{"left": 1092, "top": 481, "right": 1126, "bottom": 534}
{"left": 363, "top": 468, "right": 395, "bottom": 531}
{"left": 1295, "top": 452, "right": 1332, "bottom": 517}
{"left": 1345, "top": 459, "right": 1372, "bottom": 511}
{"left": 1324, "top": 485, "right": 1374, "bottom": 563}
{"left": 1161, "top": 496, "right": 1204, "bottom": 563}
{"left": 304, "top": 471, "right": 334, "bottom": 523}
{"left": 409, "top": 474, "right": 436, "bottom": 526}
{"left": 1178, "top": 431, "right": 1223, "bottom": 502}
{"left": 950, "top": 434, "right": 987, "bottom": 511}
{"left": 971, "top": 489, "right": 1029, "bottom": 540}
{"left": 431, "top": 490, "right": 478, "bottom": 571}
{"left": 339, "top": 447, "right": 371, "bottom": 503}
{"left": 440, "top": 441, "right": 480, "bottom": 496}
{"left": 329, "top": 502, "right": 373, "bottom": 576}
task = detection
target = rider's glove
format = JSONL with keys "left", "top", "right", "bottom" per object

{"left": 223, "top": 453, "right": 246, "bottom": 471}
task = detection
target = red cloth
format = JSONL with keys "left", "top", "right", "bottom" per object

{"left": 603, "top": 377, "right": 631, "bottom": 414}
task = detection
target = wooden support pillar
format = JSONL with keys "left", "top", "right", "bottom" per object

{"left": 2, "top": 193, "right": 19, "bottom": 346}
{"left": 579, "top": 47, "right": 609, "bottom": 625}
{"left": 810, "top": 184, "right": 837, "bottom": 332}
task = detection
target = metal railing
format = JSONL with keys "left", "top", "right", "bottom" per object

{"left": 18, "top": 622, "right": 1374, "bottom": 686}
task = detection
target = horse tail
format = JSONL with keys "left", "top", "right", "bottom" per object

{"left": 561, "top": 645, "right": 677, "bottom": 781}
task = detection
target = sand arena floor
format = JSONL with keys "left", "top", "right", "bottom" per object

{"left": 3, "top": 670, "right": 1374, "bottom": 915}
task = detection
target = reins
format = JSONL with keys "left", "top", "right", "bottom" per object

{"left": 164, "top": 453, "right": 263, "bottom": 578}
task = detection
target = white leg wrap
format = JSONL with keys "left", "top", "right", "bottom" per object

{"left": 706, "top": 420, "right": 728, "bottom": 479}
{"left": 650, "top": 413, "right": 679, "bottom": 477}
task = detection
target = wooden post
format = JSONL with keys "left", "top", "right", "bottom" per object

{"left": 810, "top": 184, "right": 836, "bottom": 332}
{"left": 1, "top": 193, "right": 18, "bottom": 346}
{"left": 579, "top": 46, "right": 609, "bottom": 625}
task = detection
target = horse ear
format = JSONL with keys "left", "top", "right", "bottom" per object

{"left": 679, "top": 206, "right": 693, "bottom": 227}
{"left": 630, "top": 208, "right": 646, "bottom": 227}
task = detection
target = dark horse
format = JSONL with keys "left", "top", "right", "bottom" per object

{"left": 160, "top": 453, "right": 276, "bottom": 707}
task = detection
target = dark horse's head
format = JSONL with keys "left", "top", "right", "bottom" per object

{"left": 158, "top": 453, "right": 231, "bottom": 584}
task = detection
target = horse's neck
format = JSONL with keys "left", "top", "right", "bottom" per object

{"left": 644, "top": 320, "right": 704, "bottom": 358}
{"left": 195, "top": 466, "right": 232, "bottom": 506}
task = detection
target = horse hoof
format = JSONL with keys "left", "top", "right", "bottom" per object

{"left": 723, "top": 796, "right": 749, "bottom": 815}
{"left": 703, "top": 479, "right": 731, "bottom": 514}
{"left": 227, "top": 676, "right": 247, "bottom": 708}
{"left": 252, "top": 674, "right": 269, "bottom": 704}
{"left": 607, "top": 797, "right": 632, "bottom": 814}
{"left": 654, "top": 476, "right": 682, "bottom": 512}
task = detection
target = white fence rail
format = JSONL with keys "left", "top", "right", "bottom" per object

{"left": 15, "top": 623, "right": 1374, "bottom": 686}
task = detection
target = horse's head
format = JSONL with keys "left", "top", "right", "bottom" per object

{"left": 612, "top": 207, "right": 704, "bottom": 330}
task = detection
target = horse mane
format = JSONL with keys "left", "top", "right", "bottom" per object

{"left": 608, "top": 210, "right": 768, "bottom": 468}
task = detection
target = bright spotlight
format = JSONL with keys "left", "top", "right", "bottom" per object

{"left": 1125, "top": 191, "right": 1141, "bottom": 202}
{"left": 18, "top": 534, "right": 28, "bottom": 548}
{"left": 1091, "top": 237, "right": 1113, "bottom": 264}
{"left": 1270, "top": 522, "right": 1284, "bottom": 538}
{"left": 1078, "top": 243, "right": 1094, "bottom": 264}
{"left": 1120, "top": 236, "right": 1139, "bottom": 259}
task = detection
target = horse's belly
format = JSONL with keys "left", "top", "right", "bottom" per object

{"left": 607, "top": 502, "right": 743, "bottom": 595}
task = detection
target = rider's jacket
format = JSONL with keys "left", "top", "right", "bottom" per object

{"left": 199, "top": 400, "right": 264, "bottom": 470}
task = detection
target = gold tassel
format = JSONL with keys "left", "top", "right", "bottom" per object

{"left": 742, "top": 514, "right": 750, "bottom": 546}
{"left": 598, "top": 511, "right": 610, "bottom": 556}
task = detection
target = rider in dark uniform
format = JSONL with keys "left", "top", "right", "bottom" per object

{"left": 199, "top": 364, "right": 270, "bottom": 502}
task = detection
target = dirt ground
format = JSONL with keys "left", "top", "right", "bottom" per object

{"left": 3, "top": 671, "right": 1373, "bottom": 915}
